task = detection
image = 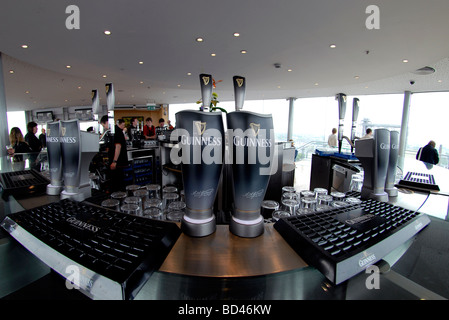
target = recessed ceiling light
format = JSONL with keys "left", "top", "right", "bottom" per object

{"left": 314, "top": 83, "right": 319, "bottom": 86}
{"left": 9, "top": 70, "right": 14, "bottom": 74}
{"left": 104, "top": 30, "right": 111, "bottom": 35}
{"left": 287, "top": 69, "right": 293, "bottom": 72}
{"left": 329, "top": 44, "right": 336, "bottom": 48}
{"left": 187, "top": 72, "right": 192, "bottom": 76}
{"left": 354, "top": 76, "right": 360, "bottom": 79}
{"left": 233, "top": 32, "right": 240, "bottom": 37}
{"left": 25, "top": 91, "right": 30, "bottom": 94}
{"left": 21, "top": 44, "right": 28, "bottom": 49}
{"left": 138, "top": 61, "right": 144, "bottom": 65}
{"left": 240, "top": 50, "right": 247, "bottom": 54}
{"left": 211, "top": 53, "right": 216, "bottom": 57}
{"left": 402, "top": 59, "right": 409, "bottom": 63}
{"left": 139, "top": 81, "right": 144, "bottom": 84}
{"left": 277, "top": 86, "right": 281, "bottom": 89}
{"left": 196, "top": 37, "right": 204, "bottom": 42}
{"left": 177, "top": 84, "right": 181, "bottom": 87}
{"left": 102, "top": 75, "right": 107, "bottom": 78}
{"left": 66, "top": 65, "right": 71, "bottom": 69}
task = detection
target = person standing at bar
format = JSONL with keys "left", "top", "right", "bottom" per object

{"left": 110, "top": 119, "right": 129, "bottom": 191}
{"left": 128, "top": 117, "right": 139, "bottom": 141}
{"left": 25, "top": 121, "right": 42, "bottom": 153}
{"left": 25, "top": 121, "right": 42, "bottom": 169}
{"left": 143, "top": 117, "right": 156, "bottom": 140}
{"left": 39, "top": 128, "right": 47, "bottom": 148}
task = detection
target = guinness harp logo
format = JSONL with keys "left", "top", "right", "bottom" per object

{"left": 250, "top": 123, "right": 260, "bottom": 136}
{"left": 91, "top": 91, "right": 96, "bottom": 99}
{"left": 194, "top": 121, "right": 206, "bottom": 135}
{"left": 61, "top": 126, "right": 66, "bottom": 137}
{"left": 106, "top": 84, "right": 110, "bottom": 94}
{"left": 202, "top": 76, "right": 210, "bottom": 86}
{"left": 47, "top": 128, "right": 51, "bottom": 136}
{"left": 235, "top": 78, "right": 244, "bottom": 87}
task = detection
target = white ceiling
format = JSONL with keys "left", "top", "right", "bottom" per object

{"left": 1, "top": 0, "right": 449, "bottom": 112}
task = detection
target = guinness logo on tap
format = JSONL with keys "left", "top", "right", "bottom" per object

{"left": 235, "top": 78, "right": 244, "bottom": 87}
{"left": 194, "top": 121, "right": 206, "bottom": 135}
{"left": 250, "top": 123, "right": 260, "bottom": 136}
{"left": 202, "top": 76, "right": 210, "bottom": 86}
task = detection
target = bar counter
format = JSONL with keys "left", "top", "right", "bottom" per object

{"left": 1, "top": 155, "right": 449, "bottom": 300}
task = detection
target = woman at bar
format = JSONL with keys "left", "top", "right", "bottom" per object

{"left": 7, "top": 127, "right": 32, "bottom": 161}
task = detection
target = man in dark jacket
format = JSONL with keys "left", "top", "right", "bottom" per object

{"left": 416, "top": 140, "right": 439, "bottom": 165}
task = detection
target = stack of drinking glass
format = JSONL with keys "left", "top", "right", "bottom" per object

{"left": 266, "top": 183, "right": 363, "bottom": 222}
{"left": 100, "top": 184, "right": 186, "bottom": 222}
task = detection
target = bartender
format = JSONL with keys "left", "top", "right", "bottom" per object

{"left": 143, "top": 117, "right": 156, "bottom": 140}
{"left": 127, "top": 117, "right": 139, "bottom": 141}
{"left": 110, "top": 119, "right": 129, "bottom": 192}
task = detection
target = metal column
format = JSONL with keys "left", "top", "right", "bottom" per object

{"left": 287, "top": 97, "right": 296, "bottom": 141}
{"left": 398, "top": 91, "right": 411, "bottom": 170}
{"left": 0, "top": 53, "right": 10, "bottom": 149}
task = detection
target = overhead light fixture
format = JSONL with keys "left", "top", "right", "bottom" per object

{"left": 240, "top": 50, "right": 247, "bottom": 54}
{"left": 102, "top": 75, "right": 107, "bottom": 78}
{"left": 9, "top": 70, "right": 14, "bottom": 74}
{"left": 287, "top": 69, "right": 292, "bottom": 72}
{"left": 196, "top": 37, "right": 204, "bottom": 42}
{"left": 233, "top": 32, "right": 240, "bottom": 37}
{"left": 138, "top": 61, "right": 144, "bottom": 65}
{"left": 187, "top": 72, "right": 192, "bottom": 76}
{"left": 354, "top": 76, "right": 360, "bottom": 79}
{"left": 104, "top": 30, "right": 111, "bottom": 35}
{"left": 402, "top": 59, "right": 409, "bottom": 63}
{"left": 66, "top": 65, "right": 71, "bottom": 69}
{"left": 329, "top": 44, "right": 336, "bottom": 48}
{"left": 211, "top": 53, "right": 216, "bottom": 57}
{"left": 21, "top": 44, "right": 28, "bottom": 49}
{"left": 314, "top": 83, "right": 319, "bottom": 86}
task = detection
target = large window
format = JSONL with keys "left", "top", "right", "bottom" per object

{"left": 407, "top": 91, "right": 449, "bottom": 167}
{"left": 291, "top": 94, "right": 404, "bottom": 150}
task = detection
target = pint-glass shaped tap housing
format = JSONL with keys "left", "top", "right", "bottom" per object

{"left": 226, "top": 110, "right": 275, "bottom": 238}
{"left": 174, "top": 110, "right": 225, "bottom": 237}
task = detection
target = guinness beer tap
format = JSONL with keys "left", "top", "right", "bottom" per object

{"left": 385, "top": 130, "right": 399, "bottom": 197}
{"left": 199, "top": 74, "right": 213, "bottom": 111}
{"left": 105, "top": 83, "right": 115, "bottom": 111}
{"left": 46, "top": 121, "right": 63, "bottom": 195}
{"left": 355, "top": 128, "right": 390, "bottom": 202}
{"left": 336, "top": 93, "right": 347, "bottom": 154}
{"left": 175, "top": 110, "right": 225, "bottom": 237}
{"left": 227, "top": 111, "right": 275, "bottom": 237}
{"left": 173, "top": 74, "right": 224, "bottom": 237}
{"left": 350, "top": 98, "right": 360, "bottom": 152}
{"left": 233, "top": 75, "right": 246, "bottom": 111}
